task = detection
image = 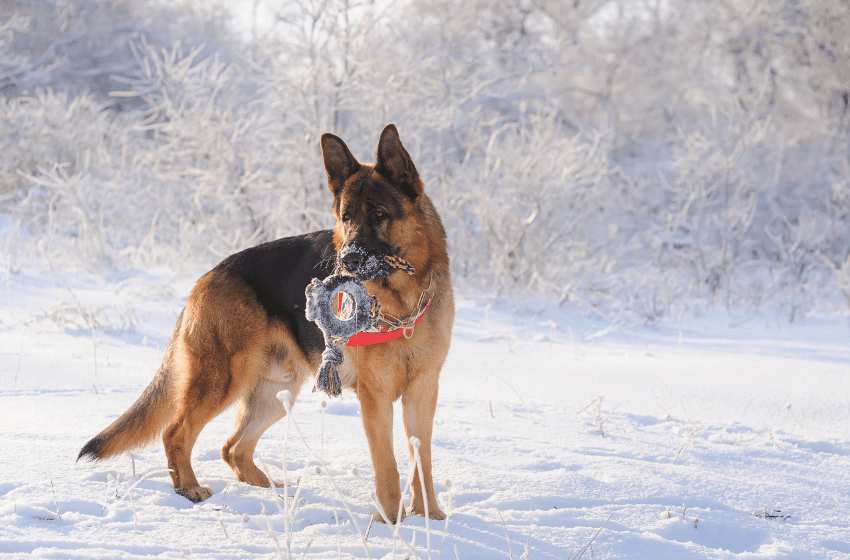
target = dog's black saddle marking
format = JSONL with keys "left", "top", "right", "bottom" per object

{"left": 218, "top": 230, "right": 336, "bottom": 361}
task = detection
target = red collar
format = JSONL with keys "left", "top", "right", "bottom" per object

{"left": 337, "top": 288, "right": 435, "bottom": 347}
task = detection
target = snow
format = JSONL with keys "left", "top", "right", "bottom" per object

{"left": 1, "top": 270, "right": 849, "bottom": 559}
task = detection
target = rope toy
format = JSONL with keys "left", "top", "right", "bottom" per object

{"left": 305, "top": 275, "right": 378, "bottom": 396}
{"left": 304, "top": 255, "right": 415, "bottom": 396}
{"left": 384, "top": 255, "right": 416, "bottom": 275}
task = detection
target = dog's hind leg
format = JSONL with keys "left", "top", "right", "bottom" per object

{"left": 163, "top": 341, "right": 241, "bottom": 503}
{"left": 163, "top": 397, "right": 227, "bottom": 503}
{"left": 221, "top": 377, "right": 296, "bottom": 487}
{"left": 163, "top": 418, "right": 216, "bottom": 502}
{"left": 222, "top": 329, "right": 310, "bottom": 488}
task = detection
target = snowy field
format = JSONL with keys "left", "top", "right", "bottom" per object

{"left": 0, "top": 270, "right": 848, "bottom": 559}
{"left": 2, "top": 0, "right": 850, "bottom": 558}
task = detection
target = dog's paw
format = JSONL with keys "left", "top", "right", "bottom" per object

{"left": 246, "top": 476, "right": 291, "bottom": 489}
{"left": 429, "top": 508, "right": 447, "bottom": 520}
{"left": 375, "top": 507, "right": 406, "bottom": 525}
{"left": 409, "top": 504, "right": 446, "bottom": 520}
{"left": 176, "top": 485, "right": 213, "bottom": 503}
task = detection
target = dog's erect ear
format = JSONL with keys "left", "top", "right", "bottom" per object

{"left": 375, "top": 124, "right": 422, "bottom": 201}
{"left": 321, "top": 133, "right": 360, "bottom": 196}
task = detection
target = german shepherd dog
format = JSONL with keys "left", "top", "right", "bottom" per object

{"left": 79, "top": 124, "right": 453, "bottom": 523}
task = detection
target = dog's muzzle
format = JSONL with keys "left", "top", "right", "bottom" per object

{"left": 338, "top": 245, "right": 391, "bottom": 281}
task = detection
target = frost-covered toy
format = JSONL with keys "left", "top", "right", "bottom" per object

{"left": 304, "top": 255, "right": 419, "bottom": 396}
{"left": 305, "top": 274, "right": 378, "bottom": 396}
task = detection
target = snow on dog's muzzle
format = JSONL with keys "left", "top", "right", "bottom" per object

{"left": 339, "top": 245, "right": 416, "bottom": 279}
{"left": 338, "top": 245, "right": 390, "bottom": 280}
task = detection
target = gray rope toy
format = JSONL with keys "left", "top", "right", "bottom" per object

{"left": 305, "top": 275, "right": 378, "bottom": 396}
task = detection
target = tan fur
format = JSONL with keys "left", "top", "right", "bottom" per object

{"left": 79, "top": 124, "right": 454, "bottom": 523}
{"left": 323, "top": 125, "right": 454, "bottom": 522}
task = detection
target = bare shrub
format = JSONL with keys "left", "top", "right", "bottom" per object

{"left": 1, "top": 0, "right": 848, "bottom": 321}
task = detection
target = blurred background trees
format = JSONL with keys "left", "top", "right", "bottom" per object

{"left": 1, "top": 0, "right": 848, "bottom": 322}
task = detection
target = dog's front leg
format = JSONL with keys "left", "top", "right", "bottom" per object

{"left": 402, "top": 370, "right": 446, "bottom": 520}
{"left": 358, "top": 384, "right": 404, "bottom": 524}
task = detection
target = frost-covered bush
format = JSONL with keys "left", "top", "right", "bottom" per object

{"left": 1, "top": 0, "right": 848, "bottom": 321}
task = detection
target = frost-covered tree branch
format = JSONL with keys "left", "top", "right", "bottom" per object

{"left": 1, "top": 0, "right": 848, "bottom": 321}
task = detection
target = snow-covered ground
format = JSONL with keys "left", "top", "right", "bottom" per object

{"left": 1, "top": 269, "right": 848, "bottom": 559}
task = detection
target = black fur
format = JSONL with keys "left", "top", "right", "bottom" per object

{"left": 219, "top": 230, "right": 336, "bottom": 361}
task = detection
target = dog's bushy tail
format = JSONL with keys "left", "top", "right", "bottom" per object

{"left": 78, "top": 361, "right": 173, "bottom": 462}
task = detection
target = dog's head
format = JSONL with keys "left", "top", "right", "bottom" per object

{"left": 321, "top": 124, "right": 428, "bottom": 283}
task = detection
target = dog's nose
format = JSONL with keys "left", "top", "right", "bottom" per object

{"left": 341, "top": 251, "right": 363, "bottom": 272}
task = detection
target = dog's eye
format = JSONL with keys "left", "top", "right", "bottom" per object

{"left": 371, "top": 211, "right": 385, "bottom": 224}
{"left": 342, "top": 212, "right": 351, "bottom": 223}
